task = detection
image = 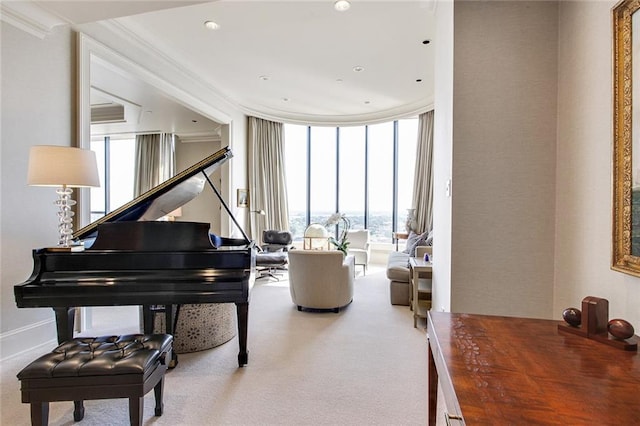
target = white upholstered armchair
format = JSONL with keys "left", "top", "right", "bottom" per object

{"left": 346, "top": 229, "right": 370, "bottom": 275}
{"left": 288, "top": 250, "right": 354, "bottom": 312}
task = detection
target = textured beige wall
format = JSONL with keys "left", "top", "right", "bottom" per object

{"left": 555, "top": 1, "right": 640, "bottom": 327}
{"left": 450, "top": 1, "right": 559, "bottom": 318}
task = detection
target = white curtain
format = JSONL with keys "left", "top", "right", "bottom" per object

{"left": 134, "top": 133, "right": 176, "bottom": 196}
{"left": 248, "top": 117, "right": 289, "bottom": 243}
{"left": 411, "top": 110, "right": 434, "bottom": 233}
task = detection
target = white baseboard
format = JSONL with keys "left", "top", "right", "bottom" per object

{"left": 0, "top": 319, "right": 57, "bottom": 362}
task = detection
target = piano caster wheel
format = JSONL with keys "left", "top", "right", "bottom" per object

{"left": 238, "top": 351, "right": 248, "bottom": 367}
{"left": 169, "top": 353, "right": 179, "bottom": 369}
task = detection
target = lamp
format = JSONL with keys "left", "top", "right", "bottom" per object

{"left": 334, "top": 0, "right": 351, "bottom": 12}
{"left": 27, "top": 145, "right": 100, "bottom": 248}
{"left": 303, "top": 223, "right": 330, "bottom": 250}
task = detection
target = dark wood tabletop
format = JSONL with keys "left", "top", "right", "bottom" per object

{"left": 427, "top": 312, "right": 640, "bottom": 425}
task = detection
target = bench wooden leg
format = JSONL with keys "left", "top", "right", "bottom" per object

{"left": 129, "top": 396, "right": 143, "bottom": 426}
{"left": 30, "top": 401, "right": 48, "bottom": 426}
{"left": 73, "top": 400, "right": 85, "bottom": 421}
{"left": 154, "top": 376, "right": 164, "bottom": 416}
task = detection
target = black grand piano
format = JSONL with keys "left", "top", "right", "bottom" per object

{"left": 14, "top": 147, "right": 255, "bottom": 367}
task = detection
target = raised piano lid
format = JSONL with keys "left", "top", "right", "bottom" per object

{"left": 74, "top": 146, "right": 238, "bottom": 242}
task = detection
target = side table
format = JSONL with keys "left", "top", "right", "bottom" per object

{"left": 392, "top": 232, "right": 409, "bottom": 251}
{"left": 409, "top": 257, "right": 432, "bottom": 327}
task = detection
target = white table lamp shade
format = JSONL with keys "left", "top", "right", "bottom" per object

{"left": 27, "top": 145, "right": 100, "bottom": 188}
{"left": 304, "top": 224, "right": 328, "bottom": 238}
{"left": 27, "top": 145, "right": 100, "bottom": 248}
{"left": 303, "top": 224, "right": 330, "bottom": 250}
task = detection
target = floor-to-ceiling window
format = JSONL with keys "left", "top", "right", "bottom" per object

{"left": 90, "top": 136, "right": 135, "bottom": 221}
{"left": 284, "top": 125, "right": 309, "bottom": 239}
{"left": 338, "top": 126, "right": 366, "bottom": 229}
{"left": 309, "top": 127, "right": 337, "bottom": 224}
{"left": 284, "top": 117, "right": 418, "bottom": 243}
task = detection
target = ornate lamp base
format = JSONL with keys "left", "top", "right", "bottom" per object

{"left": 55, "top": 185, "right": 76, "bottom": 247}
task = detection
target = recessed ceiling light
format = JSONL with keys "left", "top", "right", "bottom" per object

{"left": 259, "top": 75, "right": 270, "bottom": 81}
{"left": 204, "top": 20, "right": 220, "bottom": 30}
{"left": 353, "top": 66, "right": 364, "bottom": 72}
{"left": 334, "top": 0, "right": 351, "bottom": 12}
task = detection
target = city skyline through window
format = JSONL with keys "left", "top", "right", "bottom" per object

{"left": 284, "top": 118, "right": 418, "bottom": 243}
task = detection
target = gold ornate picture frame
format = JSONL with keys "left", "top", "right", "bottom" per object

{"left": 613, "top": 0, "right": 640, "bottom": 276}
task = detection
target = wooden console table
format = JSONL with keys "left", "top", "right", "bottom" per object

{"left": 427, "top": 312, "right": 640, "bottom": 425}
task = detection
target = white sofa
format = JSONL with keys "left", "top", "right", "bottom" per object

{"left": 288, "top": 250, "right": 355, "bottom": 312}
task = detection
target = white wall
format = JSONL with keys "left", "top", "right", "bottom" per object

{"left": 224, "top": 119, "right": 250, "bottom": 239}
{"left": 432, "top": 0, "right": 454, "bottom": 313}
{"left": 449, "top": 1, "right": 559, "bottom": 318}
{"left": 555, "top": 1, "right": 640, "bottom": 327}
{"left": 175, "top": 139, "right": 222, "bottom": 233}
{"left": 1, "top": 23, "right": 74, "bottom": 358}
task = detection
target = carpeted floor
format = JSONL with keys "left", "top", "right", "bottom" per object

{"left": 0, "top": 265, "right": 428, "bottom": 425}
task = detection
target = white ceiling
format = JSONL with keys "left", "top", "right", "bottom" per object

{"left": 13, "top": 1, "right": 435, "bottom": 126}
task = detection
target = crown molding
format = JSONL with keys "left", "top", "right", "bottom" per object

{"left": 0, "top": 2, "right": 68, "bottom": 39}
{"left": 86, "top": 20, "right": 432, "bottom": 126}
{"left": 244, "top": 99, "right": 434, "bottom": 127}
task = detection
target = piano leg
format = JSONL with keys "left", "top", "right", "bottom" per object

{"left": 235, "top": 302, "right": 249, "bottom": 367}
{"left": 164, "top": 305, "right": 179, "bottom": 368}
{"left": 53, "top": 307, "right": 75, "bottom": 344}
{"left": 142, "top": 304, "right": 179, "bottom": 368}
{"left": 142, "top": 305, "right": 154, "bottom": 334}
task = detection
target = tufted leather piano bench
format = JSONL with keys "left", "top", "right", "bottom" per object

{"left": 17, "top": 334, "right": 172, "bottom": 426}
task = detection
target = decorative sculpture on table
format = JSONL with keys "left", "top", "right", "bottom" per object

{"left": 405, "top": 208, "right": 418, "bottom": 233}
{"left": 558, "top": 296, "right": 638, "bottom": 351}
{"left": 608, "top": 318, "right": 635, "bottom": 339}
{"left": 562, "top": 307, "right": 581, "bottom": 327}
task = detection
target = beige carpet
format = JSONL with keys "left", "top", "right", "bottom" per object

{"left": 0, "top": 265, "right": 427, "bottom": 425}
